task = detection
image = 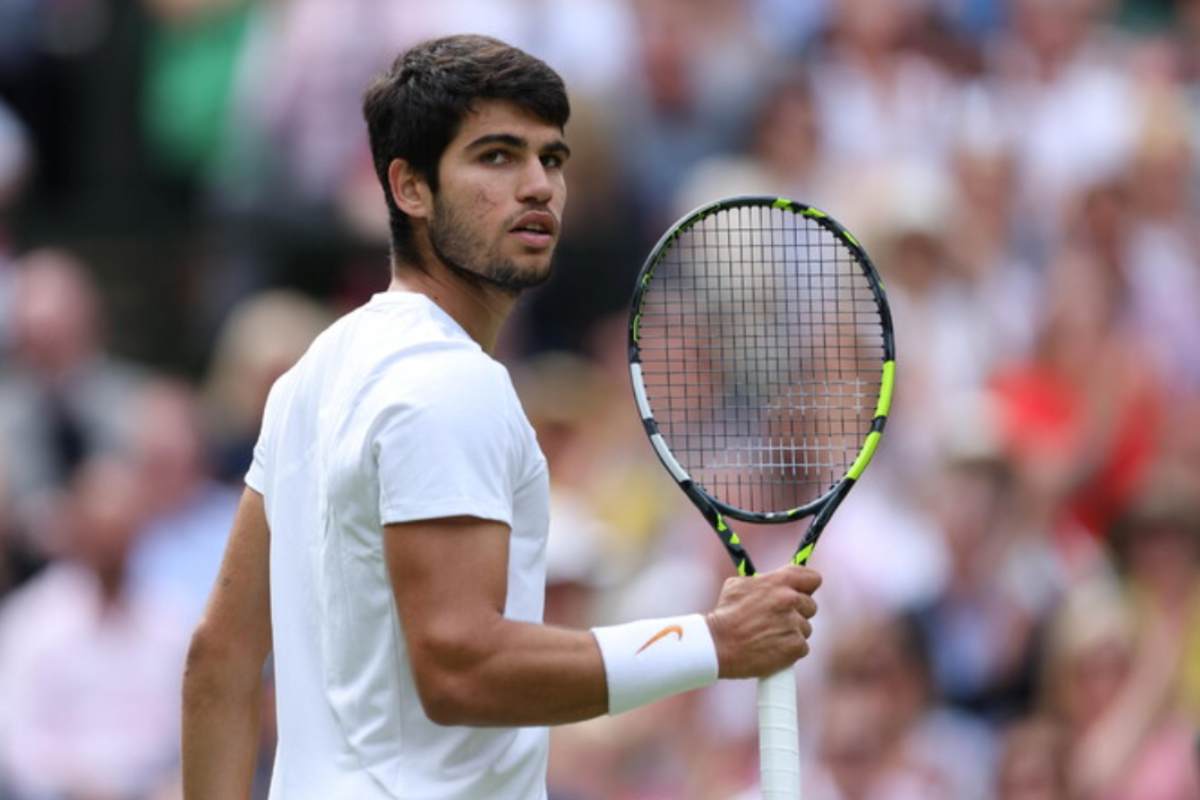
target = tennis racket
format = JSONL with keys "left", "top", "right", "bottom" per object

{"left": 627, "top": 196, "right": 895, "bottom": 798}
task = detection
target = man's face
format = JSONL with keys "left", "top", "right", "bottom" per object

{"left": 428, "top": 100, "right": 569, "bottom": 292}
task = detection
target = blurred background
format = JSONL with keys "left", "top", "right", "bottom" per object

{"left": 1, "top": 0, "right": 1199, "bottom": 797}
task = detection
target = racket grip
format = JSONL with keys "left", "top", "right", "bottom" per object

{"left": 757, "top": 668, "right": 801, "bottom": 798}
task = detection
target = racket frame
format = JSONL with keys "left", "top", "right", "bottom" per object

{"left": 627, "top": 195, "right": 895, "bottom": 798}
{"left": 627, "top": 195, "right": 896, "bottom": 575}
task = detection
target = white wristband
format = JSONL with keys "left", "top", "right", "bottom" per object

{"left": 591, "top": 613, "right": 719, "bottom": 715}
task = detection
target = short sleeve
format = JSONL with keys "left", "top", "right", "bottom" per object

{"left": 245, "top": 432, "right": 268, "bottom": 494}
{"left": 374, "top": 358, "right": 520, "bottom": 527}
{"left": 244, "top": 371, "right": 292, "bottom": 494}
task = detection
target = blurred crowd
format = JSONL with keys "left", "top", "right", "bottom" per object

{"left": 1, "top": 0, "right": 1199, "bottom": 798}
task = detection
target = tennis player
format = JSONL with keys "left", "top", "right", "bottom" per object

{"left": 181, "top": 34, "right": 821, "bottom": 800}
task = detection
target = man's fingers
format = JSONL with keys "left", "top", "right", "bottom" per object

{"left": 771, "top": 565, "right": 822, "bottom": 593}
{"left": 791, "top": 635, "right": 810, "bottom": 661}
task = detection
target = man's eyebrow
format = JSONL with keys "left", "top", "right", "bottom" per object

{"left": 465, "top": 133, "right": 571, "bottom": 159}
{"left": 465, "top": 133, "right": 528, "bottom": 151}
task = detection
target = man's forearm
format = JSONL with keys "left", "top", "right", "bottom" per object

{"left": 181, "top": 645, "right": 265, "bottom": 799}
{"left": 183, "top": 488, "right": 272, "bottom": 797}
{"left": 412, "top": 618, "right": 609, "bottom": 727}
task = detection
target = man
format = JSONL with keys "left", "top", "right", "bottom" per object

{"left": 182, "top": 34, "right": 821, "bottom": 799}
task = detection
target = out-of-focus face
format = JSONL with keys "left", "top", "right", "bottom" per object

{"left": 427, "top": 100, "right": 569, "bottom": 293}
{"left": 67, "top": 458, "right": 147, "bottom": 579}
{"left": 1056, "top": 636, "right": 1131, "bottom": 733}
{"left": 1126, "top": 519, "right": 1199, "bottom": 599}
{"left": 11, "top": 251, "right": 100, "bottom": 377}
{"left": 754, "top": 85, "right": 819, "bottom": 174}
{"left": 821, "top": 619, "right": 930, "bottom": 796}
{"left": 131, "top": 382, "right": 206, "bottom": 512}
{"left": 996, "top": 718, "right": 1066, "bottom": 800}
{"left": 932, "top": 464, "right": 1006, "bottom": 571}
{"left": 1014, "top": 0, "right": 1093, "bottom": 64}
{"left": 837, "top": 0, "right": 911, "bottom": 53}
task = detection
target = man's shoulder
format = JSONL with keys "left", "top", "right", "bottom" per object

{"left": 351, "top": 306, "right": 510, "bottom": 403}
{"left": 289, "top": 297, "right": 523, "bottom": 428}
{"left": 279, "top": 299, "right": 493, "bottom": 389}
{"left": 373, "top": 346, "right": 515, "bottom": 420}
{"left": 336, "top": 298, "right": 498, "bottom": 377}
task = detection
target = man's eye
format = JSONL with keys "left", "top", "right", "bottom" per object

{"left": 482, "top": 151, "right": 511, "bottom": 165}
{"left": 540, "top": 154, "right": 563, "bottom": 169}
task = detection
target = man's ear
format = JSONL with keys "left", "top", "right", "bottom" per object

{"left": 388, "top": 158, "right": 433, "bottom": 220}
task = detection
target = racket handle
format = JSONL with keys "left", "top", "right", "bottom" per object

{"left": 757, "top": 668, "right": 801, "bottom": 798}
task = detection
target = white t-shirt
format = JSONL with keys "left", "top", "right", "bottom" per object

{"left": 246, "top": 291, "right": 551, "bottom": 800}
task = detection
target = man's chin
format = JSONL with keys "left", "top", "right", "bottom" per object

{"left": 461, "top": 259, "right": 554, "bottom": 293}
{"left": 499, "top": 252, "right": 555, "bottom": 290}
{"left": 499, "top": 264, "right": 554, "bottom": 292}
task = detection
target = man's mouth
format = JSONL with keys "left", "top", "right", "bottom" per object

{"left": 509, "top": 211, "right": 557, "bottom": 248}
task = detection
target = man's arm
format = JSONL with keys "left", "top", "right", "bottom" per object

{"left": 385, "top": 515, "right": 819, "bottom": 727}
{"left": 182, "top": 488, "right": 272, "bottom": 799}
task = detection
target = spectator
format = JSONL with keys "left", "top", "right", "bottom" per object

{"left": 203, "top": 289, "right": 332, "bottom": 483}
{"left": 674, "top": 71, "right": 838, "bottom": 216}
{"left": 0, "top": 457, "right": 188, "bottom": 798}
{"left": 809, "top": 0, "right": 963, "bottom": 175}
{"left": 994, "top": 715, "right": 1068, "bottom": 800}
{"left": 1039, "top": 576, "right": 1200, "bottom": 799}
{"left": 613, "top": 0, "right": 764, "bottom": 230}
{"left": 910, "top": 449, "right": 1054, "bottom": 722}
{"left": 129, "top": 378, "right": 240, "bottom": 625}
{"left": 986, "top": 0, "right": 1139, "bottom": 252}
{"left": 945, "top": 107, "right": 1040, "bottom": 360}
{"left": 851, "top": 164, "right": 991, "bottom": 479}
{"left": 989, "top": 246, "right": 1163, "bottom": 548}
{"left": 1119, "top": 92, "right": 1200, "bottom": 391}
{"left": 809, "top": 613, "right": 996, "bottom": 800}
{"left": 0, "top": 249, "right": 144, "bottom": 551}
{"left": 1107, "top": 474, "right": 1200, "bottom": 726}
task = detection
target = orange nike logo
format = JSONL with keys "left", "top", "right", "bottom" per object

{"left": 636, "top": 624, "right": 684, "bottom": 654}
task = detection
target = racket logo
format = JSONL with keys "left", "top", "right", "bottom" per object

{"left": 636, "top": 625, "right": 684, "bottom": 654}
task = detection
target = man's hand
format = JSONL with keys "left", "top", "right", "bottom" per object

{"left": 704, "top": 566, "right": 821, "bottom": 679}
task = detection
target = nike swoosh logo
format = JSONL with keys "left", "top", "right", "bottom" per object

{"left": 636, "top": 624, "right": 684, "bottom": 654}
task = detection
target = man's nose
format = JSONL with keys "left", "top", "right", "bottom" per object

{"left": 517, "top": 158, "right": 554, "bottom": 205}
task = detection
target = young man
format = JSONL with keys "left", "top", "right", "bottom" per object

{"left": 182, "top": 34, "right": 821, "bottom": 800}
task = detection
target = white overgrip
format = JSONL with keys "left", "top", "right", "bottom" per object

{"left": 758, "top": 668, "right": 801, "bottom": 798}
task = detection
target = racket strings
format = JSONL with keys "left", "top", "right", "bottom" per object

{"left": 638, "top": 204, "right": 886, "bottom": 514}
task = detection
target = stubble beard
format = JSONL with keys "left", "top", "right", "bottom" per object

{"left": 428, "top": 196, "right": 554, "bottom": 294}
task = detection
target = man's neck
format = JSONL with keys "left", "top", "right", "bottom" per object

{"left": 388, "top": 261, "right": 517, "bottom": 354}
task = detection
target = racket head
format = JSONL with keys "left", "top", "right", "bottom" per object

{"left": 629, "top": 196, "right": 894, "bottom": 539}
